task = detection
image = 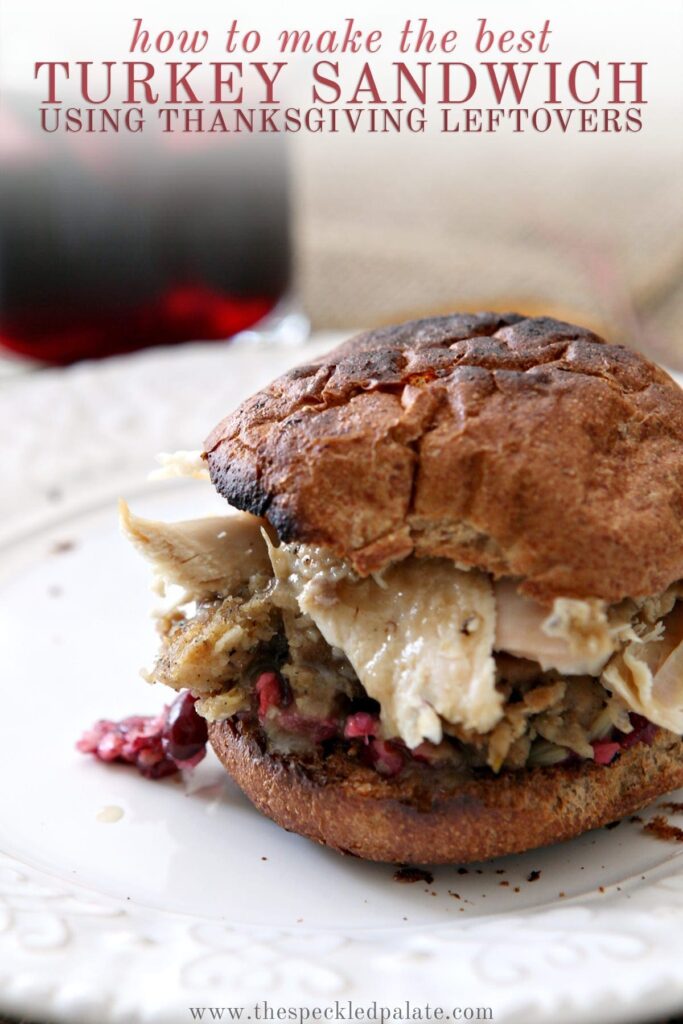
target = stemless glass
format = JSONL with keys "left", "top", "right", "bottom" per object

{"left": 0, "top": 97, "right": 306, "bottom": 365}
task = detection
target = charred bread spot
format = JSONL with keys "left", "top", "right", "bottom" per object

{"left": 405, "top": 311, "right": 524, "bottom": 347}
{"left": 287, "top": 362, "right": 330, "bottom": 381}
{"left": 263, "top": 501, "right": 302, "bottom": 545}
{"left": 205, "top": 313, "right": 683, "bottom": 601}
{"left": 321, "top": 348, "right": 408, "bottom": 399}
{"left": 495, "top": 315, "right": 600, "bottom": 347}
{"left": 207, "top": 453, "right": 273, "bottom": 519}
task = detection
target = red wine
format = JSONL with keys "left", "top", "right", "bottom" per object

{"left": 0, "top": 110, "right": 291, "bottom": 364}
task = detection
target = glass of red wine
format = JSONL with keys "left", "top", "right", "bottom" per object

{"left": 0, "top": 101, "right": 304, "bottom": 365}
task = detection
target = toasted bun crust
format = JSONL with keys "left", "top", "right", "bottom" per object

{"left": 205, "top": 313, "right": 683, "bottom": 603}
{"left": 209, "top": 718, "right": 683, "bottom": 864}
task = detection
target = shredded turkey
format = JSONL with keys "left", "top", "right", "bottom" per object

{"left": 122, "top": 506, "right": 683, "bottom": 764}
{"left": 120, "top": 502, "right": 271, "bottom": 600}
{"left": 268, "top": 541, "right": 501, "bottom": 748}
{"left": 495, "top": 580, "right": 631, "bottom": 676}
{"left": 602, "top": 602, "right": 683, "bottom": 733}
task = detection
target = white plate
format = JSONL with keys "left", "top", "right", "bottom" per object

{"left": 2, "top": 340, "right": 683, "bottom": 1024}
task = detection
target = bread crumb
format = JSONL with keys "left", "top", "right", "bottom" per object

{"left": 51, "top": 539, "right": 76, "bottom": 555}
{"left": 393, "top": 867, "right": 434, "bottom": 884}
{"left": 643, "top": 815, "right": 683, "bottom": 843}
{"left": 527, "top": 870, "right": 541, "bottom": 882}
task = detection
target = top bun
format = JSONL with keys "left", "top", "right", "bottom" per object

{"left": 205, "top": 313, "right": 683, "bottom": 604}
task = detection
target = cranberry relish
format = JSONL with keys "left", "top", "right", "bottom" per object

{"left": 77, "top": 690, "right": 208, "bottom": 779}
{"left": 77, "top": 675, "right": 658, "bottom": 781}
{"left": 248, "top": 670, "right": 659, "bottom": 779}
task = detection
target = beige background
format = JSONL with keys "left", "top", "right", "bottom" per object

{"left": 293, "top": 140, "right": 683, "bottom": 371}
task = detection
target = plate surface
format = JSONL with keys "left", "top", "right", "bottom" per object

{"left": 1, "top": 339, "right": 683, "bottom": 1024}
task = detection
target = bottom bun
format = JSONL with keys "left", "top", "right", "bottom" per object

{"left": 209, "top": 718, "right": 683, "bottom": 864}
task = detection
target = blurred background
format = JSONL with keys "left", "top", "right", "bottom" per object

{"left": 2, "top": 123, "right": 681, "bottom": 370}
{"left": 293, "top": 137, "right": 683, "bottom": 369}
{"left": 0, "top": 0, "right": 681, "bottom": 370}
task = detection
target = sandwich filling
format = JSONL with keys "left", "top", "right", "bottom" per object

{"left": 121, "top": 502, "right": 683, "bottom": 775}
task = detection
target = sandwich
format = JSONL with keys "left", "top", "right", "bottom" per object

{"left": 121, "top": 312, "right": 683, "bottom": 863}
